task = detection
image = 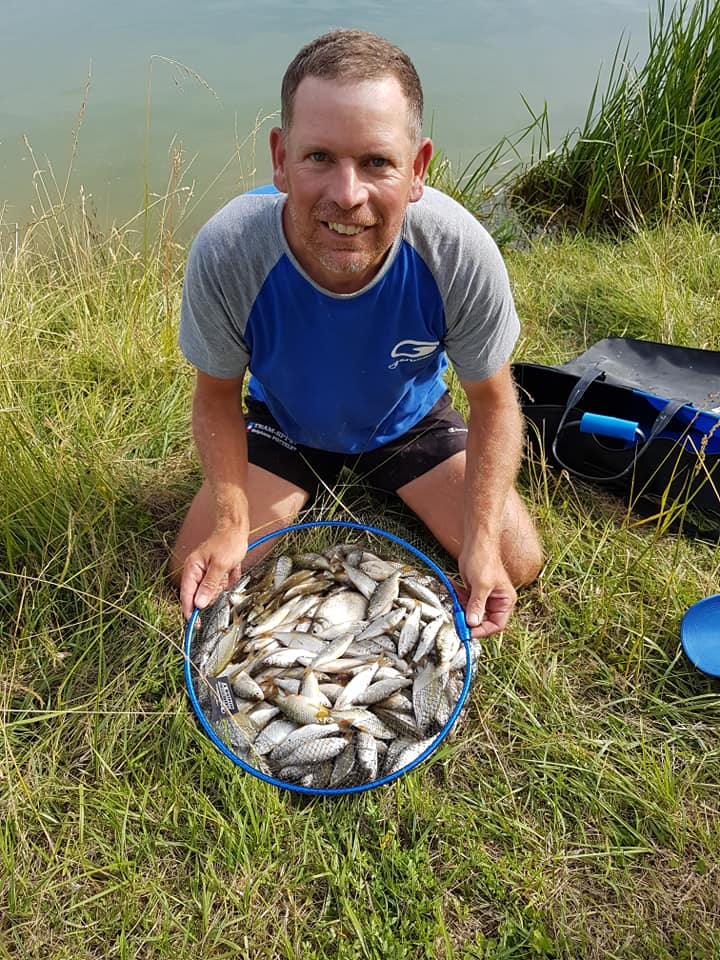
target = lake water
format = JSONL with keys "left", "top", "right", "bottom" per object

{"left": 1, "top": 0, "right": 652, "bottom": 238}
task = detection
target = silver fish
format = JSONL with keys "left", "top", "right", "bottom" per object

{"left": 341, "top": 562, "right": 378, "bottom": 599}
{"left": 313, "top": 590, "right": 368, "bottom": 629}
{"left": 356, "top": 677, "right": 413, "bottom": 706}
{"left": 272, "top": 691, "right": 333, "bottom": 726}
{"left": 366, "top": 570, "right": 401, "bottom": 620}
{"left": 228, "top": 669, "right": 265, "bottom": 702}
{"left": 246, "top": 701, "right": 280, "bottom": 729}
{"left": 206, "top": 614, "right": 244, "bottom": 677}
{"left": 332, "top": 708, "right": 397, "bottom": 740}
{"left": 412, "top": 663, "right": 449, "bottom": 730}
{"left": 192, "top": 536, "right": 470, "bottom": 788}
{"left": 329, "top": 739, "right": 357, "bottom": 788}
{"left": 253, "top": 718, "right": 297, "bottom": 756}
{"left": 271, "top": 722, "right": 342, "bottom": 763}
{"left": 412, "top": 615, "right": 445, "bottom": 663}
{"left": 273, "top": 555, "right": 293, "bottom": 591}
{"left": 383, "top": 736, "right": 437, "bottom": 775}
{"left": 397, "top": 596, "right": 450, "bottom": 623}
{"left": 355, "top": 731, "right": 379, "bottom": 781}
{"left": 285, "top": 737, "right": 348, "bottom": 765}
{"left": 306, "top": 634, "right": 355, "bottom": 672}
{"left": 397, "top": 601, "right": 422, "bottom": 658}
{"left": 359, "top": 558, "right": 405, "bottom": 581}
{"left": 353, "top": 607, "right": 405, "bottom": 642}
{"left": 435, "top": 621, "right": 461, "bottom": 664}
{"left": 246, "top": 594, "right": 319, "bottom": 637}
{"left": 293, "top": 552, "right": 334, "bottom": 571}
{"left": 399, "top": 576, "right": 445, "bottom": 610}
{"left": 332, "top": 659, "right": 381, "bottom": 711}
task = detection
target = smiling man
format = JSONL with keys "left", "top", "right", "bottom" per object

{"left": 173, "top": 29, "right": 543, "bottom": 635}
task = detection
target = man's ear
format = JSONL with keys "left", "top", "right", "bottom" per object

{"left": 269, "top": 127, "right": 288, "bottom": 193}
{"left": 410, "top": 138, "right": 434, "bottom": 202}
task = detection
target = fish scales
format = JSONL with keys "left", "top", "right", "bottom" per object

{"left": 330, "top": 740, "right": 357, "bottom": 788}
{"left": 397, "top": 602, "right": 422, "bottom": 658}
{"left": 356, "top": 677, "right": 413, "bottom": 706}
{"left": 246, "top": 594, "right": 320, "bottom": 637}
{"left": 273, "top": 692, "right": 332, "bottom": 725}
{"left": 366, "top": 570, "right": 401, "bottom": 620}
{"left": 286, "top": 737, "right": 348, "bottom": 765}
{"left": 355, "top": 732, "right": 379, "bottom": 781}
{"left": 353, "top": 607, "right": 406, "bottom": 642}
{"left": 273, "top": 555, "right": 293, "bottom": 590}
{"left": 399, "top": 576, "right": 444, "bottom": 610}
{"left": 332, "top": 659, "right": 381, "bottom": 711}
{"left": 271, "top": 723, "right": 342, "bottom": 763}
{"left": 313, "top": 590, "right": 368, "bottom": 629}
{"left": 341, "top": 562, "right": 378, "bottom": 599}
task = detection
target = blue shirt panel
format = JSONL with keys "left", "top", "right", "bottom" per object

{"left": 245, "top": 242, "right": 449, "bottom": 453}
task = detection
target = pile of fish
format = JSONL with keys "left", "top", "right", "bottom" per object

{"left": 190, "top": 538, "right": 479, "bottom": 790}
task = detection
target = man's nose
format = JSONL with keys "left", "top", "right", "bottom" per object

{"left": 330, "top": 162, "right": 369, "bottom": 208}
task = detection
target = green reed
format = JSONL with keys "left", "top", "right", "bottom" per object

{"left": 507, "top": 0, "right": 720, "bottom": 231}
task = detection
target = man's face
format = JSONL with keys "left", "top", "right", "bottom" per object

{"left": 270, "top": 75, "right": 433, "bottom": 294}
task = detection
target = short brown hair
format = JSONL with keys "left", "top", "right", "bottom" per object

{"left": 281, "top": 29, "right": 424, "bottom": 142}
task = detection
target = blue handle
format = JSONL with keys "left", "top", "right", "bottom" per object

{"left": 580, "top": 412, "right": 644, "bottom": 445}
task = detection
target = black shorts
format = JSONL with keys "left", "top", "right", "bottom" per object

{"left": 244, "top": 393, "right": 468, "bottom": 497}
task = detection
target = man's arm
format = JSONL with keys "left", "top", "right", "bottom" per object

{"left": 459, "top": 363, "right": 524, "bottom": 636}
{"left": 180, "top": 370, "right": 250, "bottom": 619}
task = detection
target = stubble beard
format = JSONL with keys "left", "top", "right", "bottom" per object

{"left": 287, "top": 201, "right": 390, "bottom": 279}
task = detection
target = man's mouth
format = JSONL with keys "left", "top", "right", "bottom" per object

{"left": 326, "top": 221, "right": 367, "bottom": 236}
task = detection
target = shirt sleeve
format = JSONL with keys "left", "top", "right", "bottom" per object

{"left": 179, "top": 195, "right": 285, "bottom": 379}
{"left": 179, "top": 218, "right": 251, "bottom": 379}
{"left": 406, "top": 188, "right": 520, "bottom": 382}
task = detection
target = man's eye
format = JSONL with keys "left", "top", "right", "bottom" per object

{"left": 370, "top": 157, "right": 388, "bottom": 168}
{"left": 309, "top": 152, "right": 327, "bottom": 162}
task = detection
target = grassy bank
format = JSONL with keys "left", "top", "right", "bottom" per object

{"left": 508, "top": 0, "right": 720, "bottom": 232}
{"left": 1, "top": 195, "right": 719, "bottom": 959}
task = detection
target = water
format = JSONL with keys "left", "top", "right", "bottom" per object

{"left": 1, "top": 0, "right": 652, "bottom": 238}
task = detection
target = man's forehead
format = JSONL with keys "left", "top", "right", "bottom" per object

{"left": 287, "top": 75, "right": 414, "bottom": 147}
{"left": 292, "top": 75, "right": 409, "bottom": 117}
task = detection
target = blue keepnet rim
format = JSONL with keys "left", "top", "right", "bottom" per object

{"left": 184, "top": 520, "right": 473, "bottom": 796}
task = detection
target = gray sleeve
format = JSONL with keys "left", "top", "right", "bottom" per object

{"left": 179, "top": 196, "right": 283, "bottom": 379}
{"left": 407, "top": 188, "right": 520, "bottom": 382}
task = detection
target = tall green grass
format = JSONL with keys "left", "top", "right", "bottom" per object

{"left": 508, "top": 0, "right": 720, "bottom": 231}
{"left": 2, "top": 171, "right": 720, "bottom": 957}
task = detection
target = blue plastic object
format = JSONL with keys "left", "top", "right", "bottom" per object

{"left": 580, "top": 412, "right": 643, "bottom": 445}
{"left": 245, "top": 183, "right": 280, "bottom": 195}
{"left": 184, "top": 520, "right": 473, "bottom": 796}
{"left": 633, "top": 389, "right": 720, "bottom": 453}
{"left": 680, "top": 594, "right": 720, "bottom": 677}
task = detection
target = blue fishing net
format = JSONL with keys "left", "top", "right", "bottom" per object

{"left": 184, "top": 521, "right": 475, "bottom": 796}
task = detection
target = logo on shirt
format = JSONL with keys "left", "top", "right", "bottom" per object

{"left": 388, "top": 339, "right": 440, "bottom": 370}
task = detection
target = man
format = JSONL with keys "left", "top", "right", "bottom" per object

{"left": 173, "top": 28, "right": 542, "bottom": 634}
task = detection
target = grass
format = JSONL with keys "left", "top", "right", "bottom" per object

{"left": 1, "top": 177, "right": 719, "bottom": 959}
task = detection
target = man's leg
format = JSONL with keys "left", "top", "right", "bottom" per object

{"left": 396, "top": 450, "right": 543, "bottom": 587}
{"left": 170, "top": 464, "right": 310, "bottom": 588}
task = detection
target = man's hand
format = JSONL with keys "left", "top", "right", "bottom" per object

{"left": 456, "top": 545, "right": 517, "bottom": 638}
{"left": 180, "top": 526, "right": 248, "bottom": 620}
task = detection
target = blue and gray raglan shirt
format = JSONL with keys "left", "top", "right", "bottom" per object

{"left": 179, "top": 186, "right": 520, "bottom": 454}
